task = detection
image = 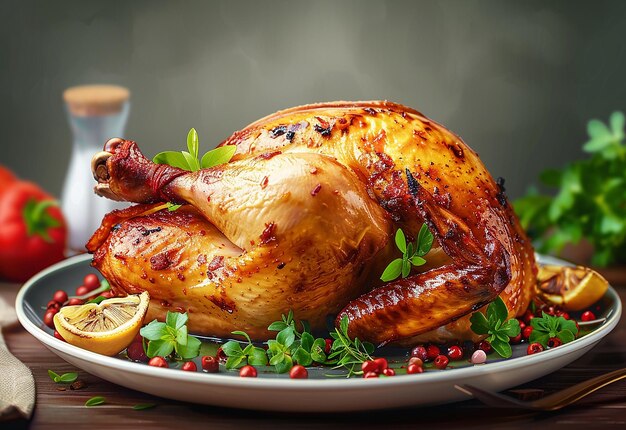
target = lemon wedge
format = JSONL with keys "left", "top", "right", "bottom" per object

{"left": 536, "top": 265, "right": 608, "bottom": 311}
{"left": 54, "top": 291, "right": 149, "bottom": 356}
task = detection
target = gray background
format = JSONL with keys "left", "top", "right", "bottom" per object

{"left": 1, "top": 0, "right": 625, "bottom": 199}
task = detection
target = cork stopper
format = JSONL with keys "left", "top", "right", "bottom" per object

{"left": 63, "top": 84, "right": 130, "bottom": 117}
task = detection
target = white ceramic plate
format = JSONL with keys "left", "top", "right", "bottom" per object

{"left": 16, "top": 254, "right": 621, "bottom": 412}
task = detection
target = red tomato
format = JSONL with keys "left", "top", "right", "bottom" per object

{"left": 0, "top": 181, "right": 66, "bottom": 282}
{"left": 0, "top": 165, "right": 17, "bottom": 197}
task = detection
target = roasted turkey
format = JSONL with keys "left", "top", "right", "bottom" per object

{"left": 87, "top": 101, "right": 537, "bottom": 345}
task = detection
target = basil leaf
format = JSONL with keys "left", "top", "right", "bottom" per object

{"left": 86, "top": 296, "right": 107, "bottom": 304}
{"left": 363, "top": 341, "right": 375, "bottom": 355}
{"left": 267, "top": 321, "right": 288, "bottom": 332}
{"left": 276, "top": 327, "right": 295, "bottom": 348}
{"left": 529, "top": 331, "right": 550, "bottom": 347}
{"left": 401, "top": 259, "right": 411, "bottom": 278}
{"left": 132, "top": 403, "right": 156, "bottom": 411}
{"left": 293, "top": 347, "right": 312, "bottom": 366}
{"left": 201, "top": 145, "right": 237, "bottom": 169}
{"left": 500, "top": 319, "right": 521, "bottom": 337}
{"left": 406, "top": 242, "right": 414, "bottom": 259}
{"left": 175, "top": 325, "right": 188, "bottom": 346}
{"left": 225, "top": 355, "right": 246, "bottom": 369}
{"left": 558, "top": 317, "right": 578, "bottom": 335}
{"left": 491, "top": 340, "right": 512, "bottom": 358}
{"left": 557, "top": 329, "right": 575, "bottom": 344}
{"left": 153, "top": 151, "right": 190, "bottom": 170}
{"left": 487, "top": 297, "right": 508, "bottom": 322}
{"left": 147, "top": 339, "right": 175, "bottom": 358}
{"left": 248, "top": 347, "right": 269, "bottom": 366}
{"left": 311, "top": 338, "right": 327, "bottom": 363}
{"left": 469, "top": 311, "right": 490, "bottom": 335}
{"left": 301, "top": 332, "right": 314, "bottom": 351}
{"left": 395, "top": 229, "right": 406, "bottom": 253}
{"left": 269, "top": 352, "right": 285, "bottom": 366}
{"left": 181, "top": 151, "right": 199, "bottom": 172}
{"left": 417, "top": 224, "right": 434, "bottom": 256}
{"left": 339, "top": 316, "right": 349, "bottom": 337}
{"left": 274, "top": 355, "right": 293, "bottom": 374}
{"left": 221, "top": 341, "right": 243, "bottom": 357}
{"left": 85, "top": 396, "right": 105, "bottom": 407}
{"left": 48, "top": 370, "right": 61, "bottom": 382}
{"left": 380, "top": 258, "right": 403, "bottom": 281}
{"left": 410, "top": 256, "right": 426, "bottom": 266}
{"left": 140, "top": 321, "right": 167, "bottom": 341}
{"left": 58, "top": 372, "right": 78, "bottom": 383}
{"left": 187, "top": 128, "right": 199, "bottom": 160}
{"left": 166, "top": 311, "right": 188, "bottom": 330}
{"left": 232, "top": 330, "right": 253, "bottom": 343}
{"left": 176, "top": 335, "right": 201, "bottom": 359}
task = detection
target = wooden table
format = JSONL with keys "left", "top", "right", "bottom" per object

{"left": 2, "top": 282, "right": 626, "bottom": 430}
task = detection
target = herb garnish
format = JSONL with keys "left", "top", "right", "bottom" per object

{"left": 132, "top": 403, "right": 156, "bottom": 411}
{"left": 469, "top": 297, "right": 520, "bottom": 358}
{"left": 221, "top": 311, "right": 374, "bottom": 377}
{"left": 529, "top": 312, "right": 578, "bottom": 347}
{"left": 381, "top": 225, "right": 434, "bottom": 282}
{"left": 48, "top": 370, "right": 78, "bottom": 384}
{"left": 153, "top": 128, "right": 237, "bottom": 172}
{"left": 85, "top": 396, "right": 106, "bottom": 407}
{"left": 140, "top": 311, "right": 201, "bottom": 360}
{"left": 514, "top": 111, "right": 626, "bottom": 266}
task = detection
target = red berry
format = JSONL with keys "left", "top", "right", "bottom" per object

{"left": 52, "top": 290, "right": 68, "bottom": 304}
{"left": 373, "top": 357, "right": 388, "bottom": 372}
{"left": 181, "top": 361, "right": 197, "bottom": 372}
{"left": 53, "top": 330, "right": 65, "bottom": 342}
{"left": 509, "top": 333, "right": 522, "bottom": 344}
{"left": 289, "top": 365, "right": 308, "bottom": 379}
{"left": 46, "top": 300, "right": 60, "bottom": 311}
{"left": 83, "top": 274, "right": 100, "bottom": 291}
{"left": 411, "top": 345, "right": 428, "bottom": 361}
{"left": 426, "top": 344, "right": 440, "bottom": 360}
{"left": 100, "top": 291, "right": 114, "bottom": 299}
{"left": 43, "top": 309, "right": 58, "bottom": 329}
{"left": 216, "top": 347, "right": 228, "bottom": 364}
{"left": 518, "top": 320, "right": 526, "bottom": 331}
{"left": 447, "top": 345, "right": 463, "bottom": 360}
{"left": 239, "top": 365, "right": 257, "bottom": 378}
{"left": 522, "top": 326, "right": 533, "bottom": 339}
{"left": 546, "top": 306, "right": 557, "bottom": 316}
{"left": 434, "top": 355, "right": 449, "bottom": 369}
{"left": 408, "top": 357, "right": 423, "bottom": 367}
{"left": 324, "top": 339, "right": 333, "bottom": 354}
{"left": 67, "top": 298, "right": 84, "bottom": 306}
{"left": 148, "top": 356, "right": 168, "bottom": 368}
{"left": 547, "top": 337, "right": 563, "bottom": 348}
{"left": 559, "top": 312, "right": 570, "bottom": 320}
{"left": 75, "top": 285, "right": 90, "bottom": 296}
{"left": 477, "top": 340, "right": 492, "bottom": 353}
{"left": 127, "top": 341, "right": 148, "bottom": 362}
{"left": 523, "top": 310, "right": 534, "bottom": 324}
{"left": 406, "top": 364, "right": 424, "bottom": 374}
{"left": 361, "top": 360, "right": 379, "bottom": 374}
{"left": 382, "top": 368, "right": 395, "bottom": 377}
{"left": 581, "top": 311, "right": 596, "bottom": 322}
{"left": 363, "top": 371, "right": 379, "bottom": 379}
{"left": 527, "top": 343, "right": 544, "bottom": 355}
{"left": 201, "top": 356, "right": 219, "bottom": 373}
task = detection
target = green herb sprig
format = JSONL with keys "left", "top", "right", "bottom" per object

{"left": 153, "top": 128, "right": 236, "bottom": 172}
{"left": 221, "top": 311, "right": 374, "bottom": 377}
{"left": 514, "top": 111, "right": 626, "bottom": 267}
{"left": 529, "top": 312, "right": 578, "bottom": 347}
{"left": 381, "top": 225, "right": 434, "bottom": 282}
{"left": 469, "top": 297, "right": 520, "bottom": 358}
{"left": 85, "top": 396, "right": 106, "bottom": 407}
{"left": 140, "top": 311, "right": 201, "bottom": 360}
{"left": 48, "top": 370, "right": 78, "bottom": 384}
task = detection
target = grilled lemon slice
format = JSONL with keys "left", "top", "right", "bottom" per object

{"left": 54, "top": 291, "right": 149, "bottom": 356}
{"left": 536, "top": 265, "right": 608, "bottom": 311}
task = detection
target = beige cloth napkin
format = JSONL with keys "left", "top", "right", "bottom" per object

{"left": 0, "top": 295, "right": 35, "bottom": 420}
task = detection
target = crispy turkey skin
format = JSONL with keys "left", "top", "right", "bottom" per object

{"left": 87, "top": 101, "right": 536, "bottom": 344}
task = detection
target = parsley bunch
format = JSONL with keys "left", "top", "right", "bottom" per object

{"left": 140, "top": 311, "right": 201, "bottom": 360}
{"left": 153, "top": 128, "right": 237, "bottom": 172}
{"left": 381, "top": 225, "right": 434, "bottom": 282}
{"left": 469, "top": 297, "right": 520, "bottom": 358}
{"left": 514, "top": 111, "right": 626, "bottom": 266}
{"left": 529, "top": 312, "right": 578, "bottom": 347}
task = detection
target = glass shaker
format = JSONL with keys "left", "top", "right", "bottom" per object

{"left": 61, "top": 85, "right": 130, "bottom": 253}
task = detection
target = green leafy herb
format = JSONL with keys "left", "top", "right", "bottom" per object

{"left": 72, "top": 279, "right": 110, "bottom": 301}
{"left": 326, "top": 316, "right": 374, "bottom": 377}
{"left": 132, "top": 403, "right": 156, "bottom": 411}
{"left": 85, "top": 396, "right": 106, "bottom": 407}
{"left": 470, "top": 297, "right": 520, "bottom": 358}
{"left": 166, "top": 202, "right": 182, "bottom": 212}
{"left": 86, "top": 296, "right": 108, "bottom": 305}
{"left": 221, "top": 311, "right": 374, "bottom": 377}
{"left": 47, "top": 370, "right": 78, "bottom": 384}
{"left": 529, "top": 312, "right": 578, "bottom": 347}
{"left": 153, "top": 128, "right": 237, "bottom": 172}
{"left": 140, "top": 311, "right": 201, "bottom": 360}
{"left": 381, "top": 225, "right": 433, "bottom": 282}
{"left": 514, "top": 111, "right": 626, "bottom": 266}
